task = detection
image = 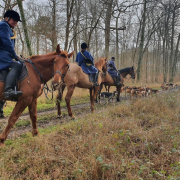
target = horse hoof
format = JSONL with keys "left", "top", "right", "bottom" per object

{"left": 56, "top": 115, "right": 62, "bottom": 119}
{"left": 71, "top": 116, "right": 76, "bottom": 120}
{"left": 117, "top": 99, "right": 120, "bottom": 102}
{"left": 32, "top": 129, "right": 39, "bottom": 137}
{"left": 0, "top": 141, "right": 5, "bottom": 147}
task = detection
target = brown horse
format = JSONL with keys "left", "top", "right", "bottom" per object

{"left": 52, "top": 55, "right": 107, "bottom": 119}
{"left": 100, "top": 66, "right": 135, "bottom": 102}
{"left": 0, "top": 44, "right": 74, "bottom": 146}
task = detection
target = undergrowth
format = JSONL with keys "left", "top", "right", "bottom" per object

{"left": 0, "top": 90, "right": 180, "bottom": 179}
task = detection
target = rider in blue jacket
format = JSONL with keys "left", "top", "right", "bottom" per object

{"left": 76, "top": 43, "right": 99, "bottom": 86}
{"left": 107, "top": 57, "right": 121, "bottom": 85}
{"left": 0, "top": 10, "right": 23, "bottom": 100}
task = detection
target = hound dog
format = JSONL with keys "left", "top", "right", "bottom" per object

{"left": 100, "top": 91, "right": 117, "bottom": 104}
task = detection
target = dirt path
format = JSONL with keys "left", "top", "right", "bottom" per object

{"left": 0, "top": 87, "right": 178, "bottom": 140}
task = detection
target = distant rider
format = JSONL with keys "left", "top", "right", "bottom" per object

{"left": 107, "top": 57, "right": 121, "bottom": 86}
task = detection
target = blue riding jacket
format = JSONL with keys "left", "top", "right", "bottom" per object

{"left": 0, "top": 20, "right": 18, "bottom": 70}
{"left": 75, "top": 50, "right": 98, "bottom": 74}
{"left": 107, "top": 60, "right": 118, "bottom": 78}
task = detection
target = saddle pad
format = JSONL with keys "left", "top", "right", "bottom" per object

{"left": 88, "top": 71, "right": 99, "bottom": 83}
{"left": 88, "top": 74, "right": 94, "bottom": 83}
{"left": 0, "top": 63, "right": 28, "bottom": 82}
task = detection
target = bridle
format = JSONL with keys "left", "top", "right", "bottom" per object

{"left": 53, "top": 61, "right": 69, "bottom": 89}
{"left": 120, "top": 67, "right": 135, "bottom": 80}
{"left": 23, "top": 54, "right": 70, "bottom": 100}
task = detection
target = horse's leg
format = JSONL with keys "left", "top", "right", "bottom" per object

{"left": 98, "top": 84, "right": 103, "bottom": 104}
{"left": 108, "top": 86, "right": 110, "bottom": 93}
{"left": 89, "top": 88, "right": 93, "bottom": 111}
{"left": 65, "top": 85, "right": 76, "bottom": 119}
{"left": 105, "top": 85, "right": 108, "bottom": 92}
{"left": 28, "top": 99, "right": 39, "bottom": 136}
{"left": 116, "top": 85, "right": 121, "bottom": 102}
{"left": 0, "top": 97, "right": 32, "bottom": 145}
{"left": 56, "top": 84, "right": 66, "bottom": 118}
{"left": 91, "top": 86, "right": 99, "bottom": 112}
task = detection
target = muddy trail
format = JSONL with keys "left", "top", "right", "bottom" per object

{"left": 0, "top": 95, "right": 130, "bottom": 140}
{"left": 0, "top": 87, "right": 178, "bottom": 140}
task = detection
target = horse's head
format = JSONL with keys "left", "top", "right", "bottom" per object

{"left": 102, "top": 58, "right": 107, "bottom": 73}
{"left": 95, "top": 57, "right": 107, "bottom": 73}
{"left": 52, "top": 44, "right": 74, "bottom": 89}
{"left": 129, "top": 66, "right": 135, "bottom": 79}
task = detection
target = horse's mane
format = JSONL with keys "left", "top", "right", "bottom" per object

{"left": 119, "top": 67, "right": 131, "bottom": 73}
{"left": 29, "top": 50, "right": 68, "bottom": 59}
{"left": 95, "top": 57, "right": 105, "bottom": 67}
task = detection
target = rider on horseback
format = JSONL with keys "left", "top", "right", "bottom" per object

{"left": 75, "top": 42, "right": 99, "bottom": 86}
{"left": 0, "top": 10, "right": 23, "bottom": 100}
{"left": 107, "top": 57, "right": 121, "bottom": 86}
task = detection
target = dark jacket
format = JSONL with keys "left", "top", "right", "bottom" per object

{"left": 75, "top": 50, "right": 98, "bottom": 74}
{"left": 0, "top": 20, "right": 17, "bottom": 70}
{"left": 107, "top": 60, "right": 118, "bottom": 78}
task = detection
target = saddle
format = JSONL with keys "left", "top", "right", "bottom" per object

{"left": 0, "top": 63, "right": 28, "bottom": 101}
{"left": 88, "top": 71, "right": 99, "bottom": 86}
{"left": 0, "top": 63, "right": 28, "bottom": 82}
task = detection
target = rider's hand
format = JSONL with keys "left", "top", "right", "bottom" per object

{"left": 15, "top": 56, "right": 23, "bottom": 63}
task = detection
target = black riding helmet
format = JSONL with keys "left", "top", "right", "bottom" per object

{"left": 81, "top": 42, "right": 88, "bottom": 49}
{"left": 4, "top": 10, "right": 22, "bottom": 22}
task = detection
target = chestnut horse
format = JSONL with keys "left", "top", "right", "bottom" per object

{"left": 52, "top": 56, "right": 107, "bottom": 119}
{"left": 99, "top": 66, "right": 135, "bottom": 102}
{"left": 0, "top": 44, "right": 74, "bottom": 146}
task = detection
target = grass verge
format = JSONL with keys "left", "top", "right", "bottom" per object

{"left": 0, "top": 90, "right": 180, "bottom": 179}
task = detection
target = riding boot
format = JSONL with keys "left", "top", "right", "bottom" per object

{"left": 116, "top": 74, "right": 121, "bottom": 86}
{"left": 0, "top": 100, "right": 5, "bottom": 118}
{"left": 93, "top": 72, "right": 99, "bottom": 86}
{"left": 4, "top": 62, "right": 23, "bottom": 100}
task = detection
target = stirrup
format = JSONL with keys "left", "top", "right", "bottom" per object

{"left": 93, "top": 82, "right": 100, "bottom": 86}
{"left": 4, "top": 89, "right": 23, "bottom": 100}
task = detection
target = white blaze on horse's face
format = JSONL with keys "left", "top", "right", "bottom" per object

{"left": 52, "top": 55, "right": 69, "bottom": 89}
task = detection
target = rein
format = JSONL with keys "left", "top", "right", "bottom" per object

{"left": 53, "top": 63, "right": 69, "bottom": 89}
{"left": 24, "top": 58, "right": 54, "bottom": 100}
{"left": 119, "top": 68, "right": 134, "bottom": 80}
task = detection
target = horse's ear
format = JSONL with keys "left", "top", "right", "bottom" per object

{"left": 67, "top": 51, "right": 74, "bottom": 58}
{"left": 56, "top": 44, "right": 61, "bottom": 55}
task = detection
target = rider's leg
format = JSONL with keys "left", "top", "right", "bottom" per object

{"left": 116, "top": 73, "right": 121, "bottom": 86}
{"left": 4, "top": 61, "right": 23, "bottom": 99}
{"left": 93, "top": 72, "right": 99, "bottom": 86}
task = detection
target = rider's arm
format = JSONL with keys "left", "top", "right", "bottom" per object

{"left": 0, "top": 23, "right": 17, "bottom": 59}
{"left": 112, "top": 61, "right": 117, "bottom": 71}
{"left": 87, "top": 52, "right": 94, "bottom": 65}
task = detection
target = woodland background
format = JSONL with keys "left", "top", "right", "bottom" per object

{"left": 0, "top": 0, "right": 180, "bottom": 83}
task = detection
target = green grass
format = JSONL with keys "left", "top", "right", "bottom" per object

{"left": 3, "top": 94, "right": 90, "bottom": 116}
{"left": 1, "top": 90, "right": 180, "bottom": 179}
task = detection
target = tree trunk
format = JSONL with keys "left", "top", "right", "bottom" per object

{"left": 17, "top": 0, "right": 32, "bottom": 56}
{"left": 137, "top": 0, "right": 146, "bottom": 81}
{"left": 105, "top": 0, "right": 113, "bottom": 58}
{"left": 64, "top": 0, "right": 74, "bottom": 50}
{"left": 169, "top": 5, "right": 175, "bottom": 82}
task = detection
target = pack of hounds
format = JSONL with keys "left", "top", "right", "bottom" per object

{"left": 100, "top": 82, "right": 178, "bottom": 103}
